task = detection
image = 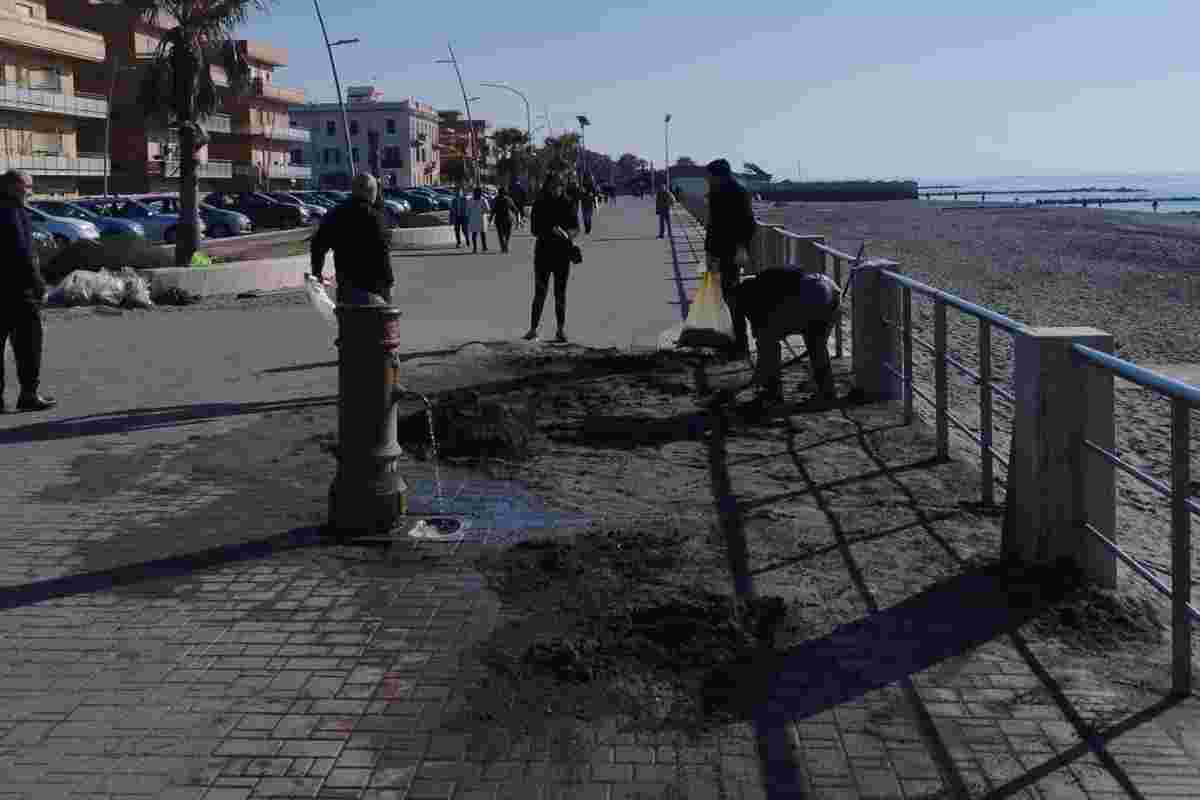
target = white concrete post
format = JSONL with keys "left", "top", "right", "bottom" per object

{"left": 1003, "top": 327, "right": 1117, "bottom": 589}
{"left": 850, "top": 259, "right": 903, "bottom": 402}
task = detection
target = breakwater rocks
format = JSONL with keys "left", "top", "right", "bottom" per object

{"left": 762, "top": 180, "right": 918, "bottom": 202}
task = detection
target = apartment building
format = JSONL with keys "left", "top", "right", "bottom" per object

{"left": 436, "top": 109, "right": 492, "bottom": 185}
{"left": 290, "top": 87, "right": 440, "bottom": 190}
{"left": 0, "top": 0, "right": 107, "bottom": 195}
{"left": 45, "top": 0, "right": 309, "bottom": 194}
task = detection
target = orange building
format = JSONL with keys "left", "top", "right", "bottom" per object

{"left": 45, "top": 0, "right": 309, "bottom": 194}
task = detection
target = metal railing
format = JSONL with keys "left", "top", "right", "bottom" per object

{"left": 0, "top": 152, "right": 107, "bottom": 174}
{"left": 204, "top": 114, "right": 232, "bottom": 134}
{"left": 1071, "top": 344, "right": 1199, "bottom": 695}
{"left": 158, "top": 158, "right": 234, "bottom": 179}
{"left": 0, "top": 84, "right": 107, "bottom": 119}
{"left": 235, "top": 124, "right": 312, "bottom": 143}
{"left": 878, "top": 269, "right": 1027, "bottom": 507}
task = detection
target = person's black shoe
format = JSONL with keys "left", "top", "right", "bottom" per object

{"left": 17, "top": 393, "right": 56, "bottom": 412}
{"left": 554, "top": 330, "right": 568, "bottom": 344}
{"left": 522, "top": 329, "right": 538, "bottom": 341}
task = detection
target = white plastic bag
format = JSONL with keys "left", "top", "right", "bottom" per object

{"left": 118, "top": 267, "right": 153, "bottom": 309}
{"left": 56, "top": 271, "right": 95, "bottom": 306}
{"left": 677, "top": 271, "right": 735, "bottom": 349}
{"left": 92, "top": 269, "right": 125, "bottom": 307}
{"left": 305, "top": 274, "right": 337, "bottom": 326}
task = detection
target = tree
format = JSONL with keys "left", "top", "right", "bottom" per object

{"left": 124, "top": 0, "right": 272, "bottom": 266}
{"left": 674, "top": 156, "right": 696, "bottom": 168}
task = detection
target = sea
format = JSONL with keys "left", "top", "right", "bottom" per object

{"left": 916, "top": 173, "right": 1200, "bottom": 214}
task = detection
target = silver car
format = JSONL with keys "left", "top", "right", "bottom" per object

{"left": 26, "top": 205, "right": 101, "bottom": 244}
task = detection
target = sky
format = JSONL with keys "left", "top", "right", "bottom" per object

{"left": 238, "top": 0, "right": 1200, "bottom": 182}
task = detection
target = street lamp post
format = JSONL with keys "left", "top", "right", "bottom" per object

{"left": 479, "top": 81, "right": 531, "bottom": 189}
{"left": 436, "top": 44, "right": 479, "bottom": 185}
{"left": 664, "top": 113, "right": 671, "bottom": 193}
{"left": 313, "top": 0, "right": 357, "bottom": 185}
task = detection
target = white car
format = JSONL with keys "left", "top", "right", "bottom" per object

{"left": 27, "top": 205, "right": 101, "bottom": 244}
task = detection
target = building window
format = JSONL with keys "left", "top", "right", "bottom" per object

{"left": 386, "top": 119, "right": 396, "bottom": 135}
{"left": 14, "top": 2, "right": 35, "bottom": 17}
{"left": 351, "top": 147, "right": 359, "bottom": 164}
{"left": 322, "top": 149, "right": 330, "bottom": 164}
{"left": 333, "top": 149, "right": 341, "bottom": 164}
{"left": 326, "top": 120, "right": 335, "bottom": 136}
{"left": 349, "top": 121, "right": 359, "bottom": 136}
{"left": 290, "top": 148, "right": 303, "bottom": 165}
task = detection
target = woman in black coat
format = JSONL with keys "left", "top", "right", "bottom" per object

{"left": 522, "top": 174, "right": 579, "bottom": 343}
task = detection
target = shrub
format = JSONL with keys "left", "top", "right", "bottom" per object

{"left": 191, "top": 252, "right": 213, "bottom": 267}
{"left": 44, "top": 238, "right": 174, "bottom": 285}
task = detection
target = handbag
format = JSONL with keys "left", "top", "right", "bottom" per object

{"left": 569, "top": 243, "right": 583, "bottom": 265}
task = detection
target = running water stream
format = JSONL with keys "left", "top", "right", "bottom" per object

{"left": 402, "top": 388, "right": 464, "bottom": 540}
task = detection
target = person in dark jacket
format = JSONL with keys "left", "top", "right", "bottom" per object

{"left": 704, "top": 158, "right": 756, "bottom": 356}
{"left": 522, "top": 174, "right": 579, "bottom": 343}
{"left": 729, "top": 268, "right": 841, "bottom": 406}
{"left": 490, "top": 185, "right": 519, "bottom": 254}
{"left": 450, "top": 187, "right": 469, "bottom": 247}
{"left": 0, "top": 170, "right": 54, "bottom": 412}
{"left": 311, "top": 173, "right": 393, "bottom": 304}
{"left": 579, "top": 178, "right": 597, "bottom": 234}
{"left": 655, "top": 184, "right": 675, "bottom": 238}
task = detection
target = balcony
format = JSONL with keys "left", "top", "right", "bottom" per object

{"left": 0, "top": 152, "right": 107, "bottom": 175}
{"left": 204, "top": 113, "right": 232, "bottom": 134}
{"left": 234, "top": 123, "right": 311, "bottom": 143}
{"left": 233, "top": 161, "right": 311, "bottom": 180}
{"left": 251, "top": 78, "right": 305, "bottom": 106}
{"left": 0, "top": 84, "right": 107, "bottom": 119}
{"left": 238, "top": 40, "right": 288, "bottom": 67}
{"left": 152, "top": 158, "right": 234, "bottom": 179}
{"left": 0, "top": 13, "right": 105, "bottom": 62}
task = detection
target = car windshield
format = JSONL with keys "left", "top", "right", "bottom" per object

{"left": 117, "top": 201, "right": 153, "bottom": 218}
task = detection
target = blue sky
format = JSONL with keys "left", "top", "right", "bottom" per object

{"left": 239, "top": 0, "right": 1198, "bottom": 182}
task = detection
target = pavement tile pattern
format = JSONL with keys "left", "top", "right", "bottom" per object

{"left": 0, "top": 198, "right": 1197, "bottom": 799}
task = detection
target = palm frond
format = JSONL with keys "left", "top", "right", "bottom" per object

{"left": 216, "top": 40, "right": 252, "bottom": 95}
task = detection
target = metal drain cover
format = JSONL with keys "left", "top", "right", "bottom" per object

{"left": 407, "top": 516, "right": 468, "bottom": 541}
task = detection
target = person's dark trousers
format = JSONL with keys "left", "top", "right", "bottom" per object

{"left": 0, "top": 299, "right": 44, "bottom": 400}
{"left": 471, "top": 231, "right": 488, "bottom": 253}
{"left": 658, "top": 211, "right": 668, "bottom": 238}
{"left": 753, "top": 318, "right": 833, "bottom": 399}
{"left": 530, "top": 258, "right": 570, "bottom": 333}
{"left": 582, "top": 208, "right": 594, "bottom": 234}
{"left": 717, "top": 259, "right": 749, "bottom": 355}
{"left": 454, "top": 221, "right": 467, "bottom": 247}
{"left": 496, "top": 223, "right": 512, "bottom": 253}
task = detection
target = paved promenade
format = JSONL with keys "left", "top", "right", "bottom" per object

{"left": 0, "top": 196, "right": 1198, "bottom": 800}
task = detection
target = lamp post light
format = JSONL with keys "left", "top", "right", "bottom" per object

{"left": 436, "top": 44, "right": 480, "bottom": 185}
{"left": 479, "top": 81, "right": 531, "bottom": 189}
{"left": 313, "top": 0, "right": 357, "bottom": 185}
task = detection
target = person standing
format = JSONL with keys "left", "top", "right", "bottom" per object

{"left": 490, "top": 185, "right": 519, "bottom": 254}
{"left": 579, "top": 180, "right": 597, "bottom": 235}
{"left": 0, "top": 170, "right": 54, "bottom": 412}
{"left": 704, "top": 158, "right": 756, "bottom": 357}
{"left": 311, "top": 173, "right": 393, "bottom": 305}
{"left": 466, "top": 186, "right": 491, "bottom": 253}
{"left": 450, "top": 187, "right": 469, "bottom": 248}
{"left": 511, "top": 181, "right": 527, "bottom": 226}
{"left": 522, "top": 174, "right": 579, "bottom": 343}
{"left": 655, "top": 183, "right": 675, "bottom": 238}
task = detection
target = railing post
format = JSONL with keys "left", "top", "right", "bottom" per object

{"left": 903, "top": 286, "right": 913, "bottom": 424}
{"left": 1003, "top": 327, "right": 1116, "bottom": 588}
{"left": 979, "top": 320, "right": 994, "bottom": 507}
{"left": 1171, "top": 398, "right": 1192, "bottom": 696}
{"left": 934, "top": 300, "right": 949, "bottom": 460}
{"left": 850, "top": 259, "right": 902, "bottom": 402}
{"left": 834, "top": 254, "right": 844, "bottom": 360}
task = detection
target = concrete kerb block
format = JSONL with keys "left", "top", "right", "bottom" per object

{"left": 1003, "top": 327, "right": 1117, "bottom": 589}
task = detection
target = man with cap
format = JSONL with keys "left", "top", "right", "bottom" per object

{"left": 311, "top": 172, "right": 393, "bottom": 305}
{"left": 730, "top": 267, "right": 842, "bottom": 407}
{"left": 703, "top": 158, "right": 756, "bottom": 357}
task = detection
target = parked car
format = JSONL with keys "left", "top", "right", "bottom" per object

{"left": 406, "top": 188, "right": 451, "bottom": 210}
{"left": 30, "top": 199, "right": 145, "bottom": 239}
{"left": 135, "top": 194, "right": 252, "bottom": 239}
{"left": 203, "top": 192, "right": 308, "bottom": 230}
{"left": 292, "top": 191, "right": 338, "bottom": 210}
{"left": 26, "top": 205, "right": 101, "bottom": 244}
{"left": 30, "top": 220, "right": 59, "bottom": 265}
{"left": 315, "top": 191, "right": 350, "bottom": 206}
{"left": 384, "top": 190, "right": 437, "bottom": 213}
{"left": 265, "top": 192, "right": 327, "bottom": 220}
{"left": 74, "top": 197, "right": 205, "bottom": 244}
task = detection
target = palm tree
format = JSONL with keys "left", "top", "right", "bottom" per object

{"left": 123, "top": 0, "right": 274, "bottom": 266}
